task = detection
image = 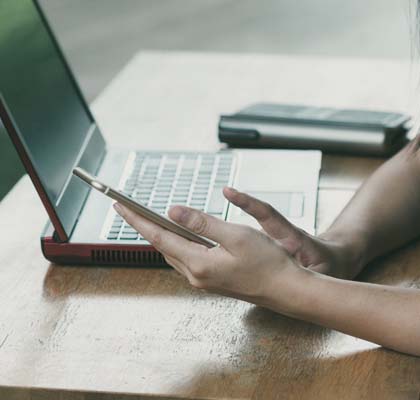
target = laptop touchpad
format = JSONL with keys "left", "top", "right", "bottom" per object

{"left": 228, "top": 191, "right": 304, "bottom": 227}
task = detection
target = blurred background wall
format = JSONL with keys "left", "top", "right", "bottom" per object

{"left": 0, "top": 0, "right": 415, "bottom": 200}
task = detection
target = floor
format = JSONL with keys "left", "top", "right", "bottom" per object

{"left": 0, "top": 0, "right": 416, "bottom": 199}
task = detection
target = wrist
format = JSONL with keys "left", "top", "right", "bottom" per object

{"left": 262, "top": 265, "right": 318, "bottom": 317}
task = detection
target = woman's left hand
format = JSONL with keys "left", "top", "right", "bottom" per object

{"left": 113, "top": 200, "right": 306, "bottom": 311}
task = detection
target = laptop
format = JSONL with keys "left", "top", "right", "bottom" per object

{"left": 0, "top": 0, "right": 321, "bottom": 267}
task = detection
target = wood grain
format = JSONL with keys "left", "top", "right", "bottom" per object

{"left": 1, "top": 53, "right": 420, "bottom": 399}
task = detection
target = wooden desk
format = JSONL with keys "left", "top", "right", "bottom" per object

{"left": 1, "top": 53, "right": 420, "bottom": 400}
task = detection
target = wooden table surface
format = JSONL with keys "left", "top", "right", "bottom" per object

{"left": 1, "top": 52, "right": 420, "bottom": 400}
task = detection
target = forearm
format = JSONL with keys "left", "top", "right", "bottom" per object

{"left": 321, "top": 136, "right": 420, "bottom": 272}
{"left": 270, "top": 268, "right": 420, "bottom": 356}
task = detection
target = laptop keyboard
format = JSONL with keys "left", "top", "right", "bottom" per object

{"left": 105, "top": 152, "right": 235, "bottom": 241}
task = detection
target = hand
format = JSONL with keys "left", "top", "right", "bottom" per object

{"left": 113, "top": 199, "right": 306, "bottom": 312}
{"left": 223, "top": 187, "right": 360, "bottom": 279}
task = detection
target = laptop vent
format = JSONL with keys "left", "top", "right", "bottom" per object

{"left": 91, "top": 249, "right": 166, "bottom": 266}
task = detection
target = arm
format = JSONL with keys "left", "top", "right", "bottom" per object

{"left": 321, "top": 135, "right": 420, "bottom": 276}
{"left": 113, "top": 137, "right": 420, "bottom": 355}
{"left": 277, "top": 270, "right": 420, "bottom": 356}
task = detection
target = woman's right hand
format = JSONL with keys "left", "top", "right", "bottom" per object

{"left": 223, "top": 187, "right": 363, "bottom": 279}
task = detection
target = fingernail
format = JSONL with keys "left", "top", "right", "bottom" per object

{"left": 113, "top": 203, "right": 124, "bottom": 215}
{"left": 226, "top": 186, "right": 237, "bottom": 193}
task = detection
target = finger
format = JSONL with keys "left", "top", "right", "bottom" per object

{"left": 223, "top": 186, "right": 298, "bottom": 239}
{"left": 165, "top": 255, "right": 205, "bottom": 289}
{"left": 114, "top": 203, "right": 204, "bottom": 264}
{"left": 168, "top": 204, "right": 240, "bottom": 247}
{"left": 164, "top": 255, "right": 188, "bottom": 277}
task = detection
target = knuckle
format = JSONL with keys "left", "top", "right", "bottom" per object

{"left": 263, "top": 202, "right": 276, "bottom": 217}
{"left": 236, "top": 192, "right": 247, "bottom": 204}
{"left": 242, "top": 197, "right": 254, "bottom": 211}
{"left": 149, "top": 231, "right": 162, "bottom": 248}
{"left": 190, "top": 214, "right": 209, "bottom": 235}
{"left": 237, "top": 193, "right": 253, "bottom": 211}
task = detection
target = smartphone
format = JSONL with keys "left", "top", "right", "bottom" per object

{"left": 73, "top": 167, "right": 216, "bottom": 248}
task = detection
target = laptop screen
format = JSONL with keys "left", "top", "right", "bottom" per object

{"left": 0, "top": 0, "right": 105, "bottom": 239}
{"left": 0, "top": 0, "right": 93, "bottom": 200}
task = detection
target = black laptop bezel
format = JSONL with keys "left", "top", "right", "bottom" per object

{"left": 0, "top": 0, "right": 107, "bottom": 242}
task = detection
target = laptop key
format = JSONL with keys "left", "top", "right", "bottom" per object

{"left": 123, "top": 228, "right": 137, "bottom": 234}
{"left": 174, "top": 190, "right": 189, "bottom": 195}
{"left": 151, "top": 200, "right": 168, "bottom": 206}
{"left": 120, "top": 233, "right": 139, "bottom": 240}
{"left": 105, "top": 151, "right": 234, "bottom": 241}
{"left": 172, "top": 194, "right": 188, "bottom": 200}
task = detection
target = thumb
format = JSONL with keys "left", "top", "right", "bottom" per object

{"left": 223, "top": 187, "right": 300, "bottom": 240}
